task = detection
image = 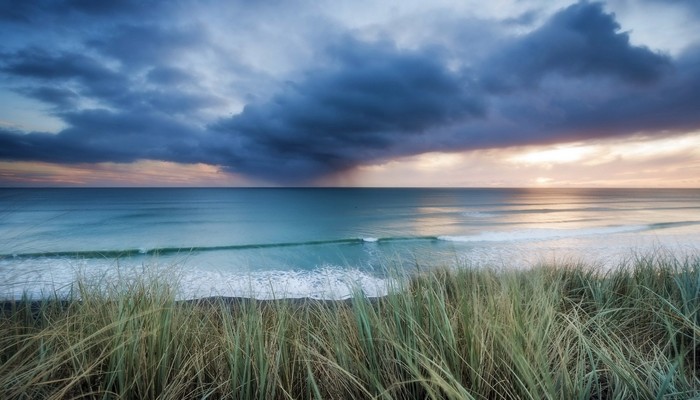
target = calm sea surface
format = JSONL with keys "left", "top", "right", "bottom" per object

{"left": 1, "top": 188, "right": 699, "bottom": 299}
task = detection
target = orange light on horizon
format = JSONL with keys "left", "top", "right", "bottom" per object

{"left": 0, "top": 161, "right": 255, "bottom": 187}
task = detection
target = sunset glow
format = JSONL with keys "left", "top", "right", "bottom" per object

{"left": 509, "top": 145, "right": 594, "bottom": 166}
{"left": 0, "top": 161, "right": 254, "bottom": 187}
{"left": 351, "top": 133, "right": 700, "bottom": 188}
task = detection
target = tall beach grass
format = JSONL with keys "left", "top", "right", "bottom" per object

{"left": 2, "top": 253, "right": 700, "bottom": 399}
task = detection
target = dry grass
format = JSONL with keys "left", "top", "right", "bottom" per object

{"left": 2, "top": 253, "right": 700, "bottom": 399}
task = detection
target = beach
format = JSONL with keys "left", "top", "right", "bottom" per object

{"left": 2, "top": 188, "right": 700, "bottom": 397}
{"left": 2, "top": 187, "right": 699, "bottom": 300}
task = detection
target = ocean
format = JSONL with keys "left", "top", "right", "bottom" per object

{"left": 1, "top": 188, "right": 698, "bottom": 299}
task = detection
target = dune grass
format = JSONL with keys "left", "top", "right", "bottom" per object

{"left": 2, "top": 253, "right": 700, "bottom": 399}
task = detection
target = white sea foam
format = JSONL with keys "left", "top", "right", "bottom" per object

{"left": 362, "top": 237, "right": 379, "bottom": 242}
{"left": 178, "top": 266, "right": 393, "bottom": 300}
{"left": 439, "top": 225, "right": 648, "bottom": 243}
{"left": 0, "top": 257, "right": 394, "bottom": 301}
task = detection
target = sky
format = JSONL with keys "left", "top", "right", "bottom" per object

{"left": 1, "top": 0, "right": 699, "bottom": 187}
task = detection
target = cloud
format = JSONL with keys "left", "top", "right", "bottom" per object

{"left": 3, "top": 48, "right": 119, "bottom": 81}
{"left": 19, "top": 86, "right": 80, "bottom": 110}
{"left": 0, "top": 0, "right": 158, "bottom": 23}
{"left": 558, "top": 51, "right": 700, "bottom": 134}
{"left": 481, "top": 1, "right": 670, "bottom": 92}
{"left": 0, "top": 0, "right": 699, "bottom": 184}
{"left": 54, "top": 0, "right": 150, "bottom": 16}
{"left": 0, "top": 2, "right": 42, "bottom": 23}
{"left": 87, "top": 24, "right": 208, "bottom": 69}
{"left": 0, "top": 108, "right": 205, "bottom": 164}
{"left": 209, "top": 37, "right": 485, "bottom": 181}
{"left": 1, "top": 48, "right": 131, "bottom": 110}
{"left": 146, "top": 66, "right": 194, "bottom": 85}
{"left": 2, "top": 45, "right": 223, "bottom": 113}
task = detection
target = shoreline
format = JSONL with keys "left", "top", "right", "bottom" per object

{"left": 3, "top": 255, "right": 700, "bottom": 398}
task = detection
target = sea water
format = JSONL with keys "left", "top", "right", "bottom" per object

{"left": 1, "top": 188, "right": 698, "bottom": 299}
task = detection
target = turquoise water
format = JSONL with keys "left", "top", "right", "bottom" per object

{"left": 1, "top": 188, "right": 699, "bottom": 299}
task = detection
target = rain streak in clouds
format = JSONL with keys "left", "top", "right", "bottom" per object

{"left": 1, "top": 0, "right": 699, "bottom": 183}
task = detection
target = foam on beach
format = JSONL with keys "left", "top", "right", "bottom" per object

{"left": 0, "top": 257, "right": 395, "bottom": 301}
{"left": 438, "top": 224, "right": 649, "bottom": 243}
{"left": 177, "top": 266, "right": 394, "bottom": 300}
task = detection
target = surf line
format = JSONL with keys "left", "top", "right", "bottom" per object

{"left": 1, "top": 236, "right": 443, "bottom": 260}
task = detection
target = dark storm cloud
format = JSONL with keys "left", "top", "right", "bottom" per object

{"left": 209, "top": 38, "right": 485, "bottom": 181}
{"left": 19, "top": 86, "right": 80, "bottom": 109}
{"left": 1, "top": 48, "right": 135, "bottom": 110}
{"left": 0, "top": 0, "right": 157, "bottom": 22}
{"left": 0, "top": 109, "right": 204, "bottom": 164}
{"left": 553, "top": 46, "right": 700, "bottom": 135}
{"left": 1, "top": 0, "right": 700, "bottom": 183}
{"left": 0, "top": 2, "right": 41, "bottom": 23}
{"left": 55, "top": 108, "right": 205, "bottom": 162}
{"left": 3, "top": 48, "right": 119, "bottom": 82}
{"left": 481, "top": 1, "right": 670, "bottom": 92}
{"left": 208, "top": 1, "right": 683, "bottom": 181}
{"left": 2, "top": 46, "right": 222, "bottom": 113}
{"left": 428, "top": 42, "right": 700, "bottom": 151}
{"left": 54, "top": 0, "right": 149, "bottom": 16}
